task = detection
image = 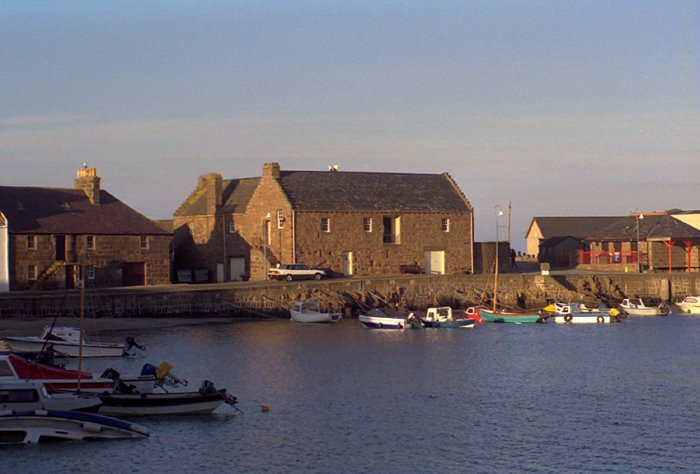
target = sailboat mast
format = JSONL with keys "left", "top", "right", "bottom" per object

{"left": 78, "top": 258, "right": 85, "bottom": 389}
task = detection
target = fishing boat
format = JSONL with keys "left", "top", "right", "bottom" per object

{"left": 0, "top": 409, "right": 149, "bottom": 444}
{"left": 476, "top": 307, "right": 546, "bottom": 324}
{"left": 0, "top": 380, "right": 103, "bottom": 413}
{"left": 290, "top": 300, "right": 342, "bottom": 323}
{"left": 3, "top": 326, "right": 145, "bottom": 358}
{"left": 358, "top": 308, "right": 414, "bottom": 329}
{"left": 0, "top": 353, "right": 115, "bottom": 393}
{"left": 676, "top": 296, "right": 700, "bottom": 314}
{"left": 415, "top": 307, "right": 475, "bottom": 328}
{"left": 619, "top": 298, "right": 670, "bottom": 316}
{"left": 544, "top": 303, "right": 622, "bottom": 324}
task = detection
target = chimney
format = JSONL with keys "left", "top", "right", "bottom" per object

{"left": 74, "top": 163, "right": 101, "bottom": 205}
{"left": 262, "top": 162, "right": 281, "bottom": 179}
{"left": 199, "top": 173, "right": 223, "bottom": 215}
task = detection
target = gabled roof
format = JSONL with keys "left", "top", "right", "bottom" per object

{"left": 0, "top": 186, "right": 169, "bottom": 235}
{"left": 278, "top": 171, "right": 471, "bottom": 212}
{"left": 589, "top": 214, "right": 700, "bottom": 241}
{"left": 174, "top": 178, "right": 259, "bottom": 217}
{"left": 528, "top": 216, "right": 624, "bottom": 239}
{"left": 540, "top": 236, "right": 584, "bottom": 248}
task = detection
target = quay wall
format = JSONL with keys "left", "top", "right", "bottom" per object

{"left": 1, "top": 273, "right": 700, "bottom": 320}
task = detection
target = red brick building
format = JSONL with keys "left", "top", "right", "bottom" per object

{"left": 173, "top": 163, "right": 474, "bottom": 281}
{"left": 0, "top": 166, "right": 171, "bottom": 291}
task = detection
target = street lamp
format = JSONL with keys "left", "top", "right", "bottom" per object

{"left": 636, "top": 213, "right": 644, "bottom": 273}
{"left": 263, "top": 213, "right": 271, "bottom": 280}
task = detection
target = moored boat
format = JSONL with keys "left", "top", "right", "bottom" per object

{"left": 619, "top": 298, "right": 670, "bottom": 316}
{"left": 476, "top": 308, "right": 546, "bottom": 324}
{"left": 415, "top": 307, "right": 475, "bottom": 328}
{"left": 358, "top": 308, "right": 414, "bottom": 329}
{"left": 544, "top": 303, "right": 622, "bottom": 324}
{"left": 290, "top": 300, "right": 342, "bottom": 323}
{"left": 0, "top": 409, "right": 149, "bottom": 444}
{"left": 676, "top": 296, "right": 700, "bottom": 314}
{"left": 0, "top": 380, "right": 103, "bottom": 413}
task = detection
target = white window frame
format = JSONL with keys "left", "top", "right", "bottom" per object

{"left": 87, "top": 264, "right": 96, "bottom": 280}
{"left": 277, "top": 211, "right": 285, "bottom": 229}
{"left": 363, "top": 217, "right": 372, "bottom": 233}
{"left": 441, "top": 218, "right": 450, "bottom": 233}
{"left": 28, "top": 265, "right": 37, "bottom": 281}
{"left": 27, "top": 235, "right": 36, "bottom": 250}
{"left": 86, "top": 235, "right": 95, "bottom": 250}
{"left": 140, "top": 235, "right": 149, "bottom": 250}
{"left": 321, "top": 217, "right": 331, "bottom": 233}
{"left": 229, "top": 221, "right": 237, "bottom": 233}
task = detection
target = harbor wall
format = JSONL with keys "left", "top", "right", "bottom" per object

{"left": 1, "top": 272, "right": 699, "bottom": 319}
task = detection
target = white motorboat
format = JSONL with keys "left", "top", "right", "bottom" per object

{"left": 676, "top": 296, "right": 700, "bottom": 314}
{"left": 619, "top": 298, "right": 670, "bottom": 316}
{"left": 545, "top": 303, "right": 622, "bottom": 324}
{"left": 358, "top": 308, "right": 415, "bottom": 329}
{"left": 0, "top": 409, "right": 149, "bottom": 444}
{"left": 0, "top": 380, "right": 102, "bottom": 413}
{"left": 3, "top": 326, "right": 145, "bottom": 358}
{"left": 290, "top": 300, "right": 342, "bottom": 323}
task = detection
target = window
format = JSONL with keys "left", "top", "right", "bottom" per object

{"left": 321, "top": 217, "right": 330, "bottom": 233}
{"left": 383, "top": 216, "right": 401, "bottom": 244}
{"left": 86, "top": 235, "right": 95, "bottom": 250}
{"left": 87, "top": 265, "right": 96, "bottom": 280}
{"left": 363, "top": 217, "right": 372, "bottom": 233}
{"left": 441, "top": 218, "right": 450, "bottom": 233}
{"left": 140, "top": 235, "right": 149, "bottom": 250}
{"left": 27, "top": 235, "right": 36, "bottom": 250}
{"left": 277, "top": 211, "right": 285, "bottom": 229}
{"left": 229, "top": 221, "right": 237, "bottom": 233}
{"left": 28, "top": 265, "right": 37, "bottom": 281}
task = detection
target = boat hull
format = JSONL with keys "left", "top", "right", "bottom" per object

{"left": 0, "top": 409, "right": 149, "bottom": 444}
{"left": 421, "top": 319, "right": 475, "bottom": 328}
{"left": 477, "top": 308, "right": 545, "bottom": 324}
{"left": 99, "top": 389, "right": 232, "bottom": 416}
{"left": 358, "top": 315, "right": 405, "bottom": 329}
{"left": 4, "top": 338, "right": 126, "bottom": 358}
{"left": 290, "top": 311, "right": 342, "bottom": 323}
{"left": 551, "top": 314, "right": 618, "bottom": 324}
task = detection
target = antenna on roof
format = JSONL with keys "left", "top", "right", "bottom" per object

{"left": 328, "top": 165, "right": 339, "bottom": 172}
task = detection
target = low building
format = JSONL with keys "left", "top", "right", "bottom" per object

{"left": 0, "top": 166, "right": 171, "bottom": 291}
{"left": 173, "top": 163, "right": 474, "bottom": 281}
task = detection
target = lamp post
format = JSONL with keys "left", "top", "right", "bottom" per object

{"left": 263, "top": 213, "right": 271, "bottom": 280}
{"left": 493, "top": 206, "right": 504, "bottom": 311}
{"left": 636, "top": 213, "right": 644, "bottom": 273}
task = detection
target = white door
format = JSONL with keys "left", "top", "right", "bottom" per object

{"left": 343, "top": 251, "right": 353, "bottom": 276}
{"left": 216, "top": 263, "right": 224, "bottom": 283}
{"left": 425, "top": 251, "right": 445, "bottom": 275}
{"left": 229, "top": 257, "right": 246, "bottom": 281}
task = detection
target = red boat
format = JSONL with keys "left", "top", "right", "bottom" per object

{"left": 0, "top": 353, "right": 114, "bottom": 393}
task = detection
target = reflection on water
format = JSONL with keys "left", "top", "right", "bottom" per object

{"left": 6, "top": 316, "right": 700, "bottom": 473}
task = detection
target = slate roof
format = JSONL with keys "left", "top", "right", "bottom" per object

{"left": 174, "top": 178, "right": 259, "bottom": 216}
{"left": 277, "top": 171, "right": 471, "bottom": 212}
{"left": 589, "top": 214, "right": 700, "bottom": 241}
{"left": 0, "top": 186, "right": 170, "bottom": 235}
{"left": 539, "top": 236, "right": 584, "bottom": 248}
{"left": 529, "top": 216, "right": 624, "bottom": 239}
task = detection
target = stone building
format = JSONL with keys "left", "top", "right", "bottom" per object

{"left": 0, "top": 166, "right": 171, "bottom": 291}
{"left": 173, "top": 163, "right": 474, "bottom": 281}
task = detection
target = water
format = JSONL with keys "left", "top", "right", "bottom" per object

{"left": 5, "top": 315, "right": 700, "bottom": 473}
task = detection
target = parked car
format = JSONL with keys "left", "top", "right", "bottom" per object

{"left": 268, "top": 264, "right": 326, "bottom": 281}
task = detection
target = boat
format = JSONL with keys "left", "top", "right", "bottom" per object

{"left": 544, "top": 303, "right": 622, "bottom": 324}
{"left": 3, "top": 326, "right": 145, "bottom": 358}
{"left": 98, "top": 379, "right": 239, "bottom": 417}
{"left": 0, "top": 353, "right": 115, "bottom": 393}
{"left": 415, "top": 307, "right": 475, "bottom": 328}
{"left": 0, "top": 380, "right": 103, "bottom": 413}
{"left": 476, "top": 307, "right": 546, "bottom": 324}
{"left": 619, "top": 298, "right": 670, "bottom": 316}
{"left": 358, "top": 308, "right": 415, "bottom": 329}
{"left": 0, "top": 409, "right": 149, "bottom": 444}
{"left": 290, "top": 300, "right": 342, "bottom": 323}
{"left": 676, "top": 296, "right": 700, "bottom": 314}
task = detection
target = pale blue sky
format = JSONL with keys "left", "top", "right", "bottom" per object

{"left": 2, "top": 1, "right": 698, "bottom": 249}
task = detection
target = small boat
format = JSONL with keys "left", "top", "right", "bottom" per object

{"left": 290, "top": 300, "right": 342, "bottom": 323}
{"left": 0, "top": 353, "right": 115, "bottom": 393}
{"left": 476, "top": 307, "right": 546, "bottom": 324}
{"left": 358, "top": 308, "right": 415, "bottom": 329}
{"left": 415, "top": 307, "right": 475, "bottom": 328}
{"left": 545, "top": 303, "right": 622, "bottom": 324}
{"left": 676, "top": 296, "right": 700, "bottom": 314}
{"left": 619, "top": 298, "right": 670, "bottom": 316}
{"left": 0, "top": 409, "right": 149, "bottom": 444}
{"left": 98, "top": 379, "right": 238, "bottom": 417}
{"left": 0, "top": 380, "right": 103, "bottom": 413}
{"left": 3, "top": 326, "right": 145, "bottom": 358}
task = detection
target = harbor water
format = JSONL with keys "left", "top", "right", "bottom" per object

{"left": 5, "top": 314, "right": 700, "bottom": 473}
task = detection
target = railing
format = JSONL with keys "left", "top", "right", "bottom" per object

{"left": 577, "top": 251, "right": 643, "bottom": 265}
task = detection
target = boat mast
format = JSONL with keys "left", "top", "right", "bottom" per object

{"left": 494, "top": 207, "right": 504, "bottom": 312}
{"left": 78, "top": 256, "right": 85, "bottom": 390}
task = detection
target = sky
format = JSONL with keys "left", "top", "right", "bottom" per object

{"left": 1, "top": 1, "right": 698, "bottom": 250}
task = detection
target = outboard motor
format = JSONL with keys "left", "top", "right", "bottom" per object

{"left": 124, "top": 336, "right": 146, "bottom": 355}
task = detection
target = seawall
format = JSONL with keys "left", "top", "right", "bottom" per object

{"left": 1, "top": 273, "right": 699, "bottom": 320}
